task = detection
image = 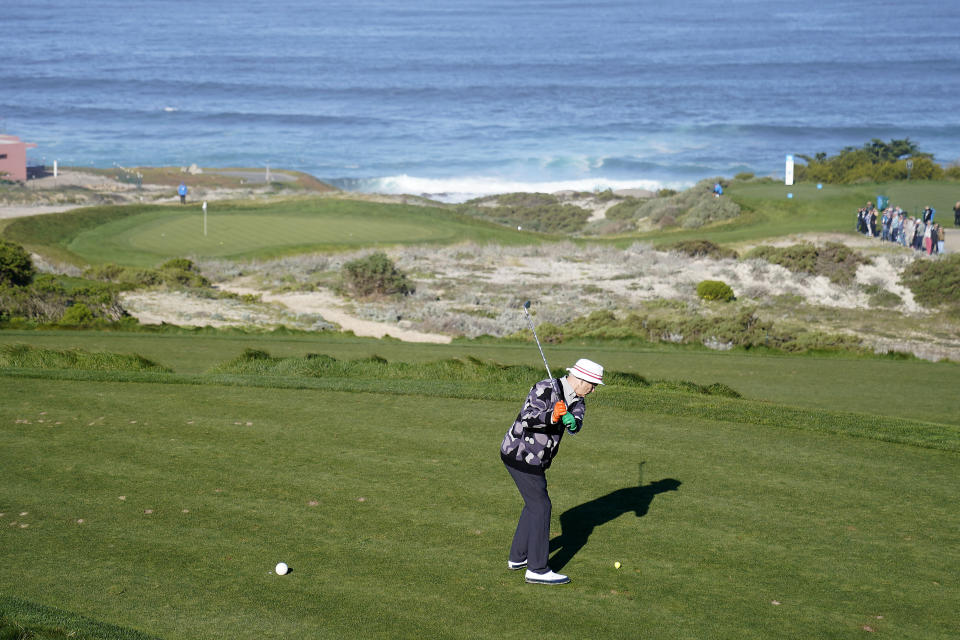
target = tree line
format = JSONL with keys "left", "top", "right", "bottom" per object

{"left": 794, "top": 138, "right": 960, "bottom": 183}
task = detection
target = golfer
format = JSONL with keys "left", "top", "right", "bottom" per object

{"left": 500, "top": 358, "right": 604, "bottom": 585}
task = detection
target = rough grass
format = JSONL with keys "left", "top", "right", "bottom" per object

{"left": 0, "top": 596, "right": 160, "bottom": 640}
{"left": 206, "top": 349, "right": 743, "bottom": 397}
{"left": 0, "top": 343, "right": 170, "bottom": 373}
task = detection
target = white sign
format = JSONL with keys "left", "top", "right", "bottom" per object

{"left": 785, "top": 155, "right": 794, "bottom": 186}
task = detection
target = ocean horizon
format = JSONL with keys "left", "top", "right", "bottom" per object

{"left": 4, "top": 0, "right": 960, "bottom": 202}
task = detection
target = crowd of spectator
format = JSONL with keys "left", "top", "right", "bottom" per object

{"left": 856, "top": 202, "right": 947, "bottom": 255}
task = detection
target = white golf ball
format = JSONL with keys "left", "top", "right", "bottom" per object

{"left": 275, "top": 562, "right": 289, "bottom": 575}
{"left": 517, "top": 225, "right": 522, "bottom": 231}
{"left": 614, "top": 561, "right": 621, "bottom": 569}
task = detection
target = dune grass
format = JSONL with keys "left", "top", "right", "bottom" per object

{"left": 1, "top": 362, "right": 957, "bottom": 639}
{"left": 1, "top": 329, "right": 958, "bottom": 425}
{"left": 0, "top": 343, "right": 170, "bottom": 373}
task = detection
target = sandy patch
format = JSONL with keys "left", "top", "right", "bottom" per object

{"left": 217, "top": 283, "right": 451, "bottom": 343}
{"left": 119, "top": 290, "right": 334, "bottom": 331}
{"left": 562, "top": 197, "right": 620, "bottom": 222}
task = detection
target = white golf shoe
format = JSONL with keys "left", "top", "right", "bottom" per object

{"left": 507, "top": 560, "right": 527, "bottom": 570}
{"left": 524, "top": 569, "right": 570, "bottom": 585}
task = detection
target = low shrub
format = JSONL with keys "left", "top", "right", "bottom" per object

{"left": 900, "top": 253, "right": 960, "bottom": 309}
{"left": 0, "top": 239, "right": 34, "bottom": 286}
{"left": 159, "top": 258, "right": 210, "bottom": 288}
{"left": 339, "top": 252, "right": 413, "bottom": 298}
{"left": 658, "top": 214, "right": 678, "bottom": 229}
{"left": 743, "top": 242, "right": 870, "bottom": 285}
{"left": 605, "top": 197, "right": 644, "bottom": 221}
{"left": 507, "top": 308, "right": 866, "bottom": 356}
{"left": 697, "top": 280, "right": 735, "bottom": 302}
{"left": 682, "top": 196, "right": 741, "bottom": 229}
{"left": 456, "top": 193, "right": 591, "bottom": 233}
{"left": 84, "top": 258, "right": 209, "bottom": 289}
{"left": 58, "top": 302, "right": 95, "bottom": 326}
{"left": 665, "top": 239, "right": 739, "bottom": 259}
{"left": 636, "top": 178, "right": 741, "bottom": 229}
{"left": 0, "top": 274, "right": 127, "bottom": 325}
{"left": 863, "top": 285, "right": 902, "bottom": 308}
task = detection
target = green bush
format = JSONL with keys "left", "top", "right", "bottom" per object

{"left": 900, "top": 253, "right": 960, "bottom": 309}
{"left": 340, "top": 252, "right": 413, "bottom": 298}
{"left": 604, "top": 197, "right": 644, "bottom": 220}
{"left": 160, "top": 258, "right": 199, "bottom": 272}
{"left": 58, "top": 303, "right": 95, "bottom": 326}
{"left": 744, "top": 242, "right": 869, "bottom": 285}
{"left": 682, "top": 195, "right": 741, "bottom": 229}
{"left": 636, "top": 179, "right": 741, "bottom": 229}
{"left": 0, "top": 239, "right": 34, "bottom": 286}
{"left": 863, "top": 284, "right": 902, "bottom": 308}
{"left": 84, "top": 258, "right": 208, "bottom": 289}
{"left": 696, "top": 280, "right": 736, "bottom": 302}
{"left": 0, "top": 274, "right": 127, "bottom": 325}
{"left": 456, "top": 193, "right": 591, "bottom": 233}
{"left": 159, "top": 258, "right": 210, "bottom": 288}
{"left": 495, "top": 192, "right": 559, "bottom": 208}
{"left": 664, "top": 240, "right": 738, "bottom": 260}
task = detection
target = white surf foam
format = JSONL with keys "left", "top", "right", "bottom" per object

{"left": 359, "top": 175, "right": 689, "bottom": 203}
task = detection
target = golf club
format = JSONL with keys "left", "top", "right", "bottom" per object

{"left": 522, "top": 301, "right": 566, "bottom": 422}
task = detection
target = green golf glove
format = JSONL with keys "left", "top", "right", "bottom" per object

{"left": 561, "top": 412, "right": 577, "bottom": 433}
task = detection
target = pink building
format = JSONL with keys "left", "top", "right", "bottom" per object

{"left": 0, "top": 135, "right": 38, "bottom": 182}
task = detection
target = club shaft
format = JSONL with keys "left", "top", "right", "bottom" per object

{"left": 523, "top": 307, "right": 561, "bottom": 396}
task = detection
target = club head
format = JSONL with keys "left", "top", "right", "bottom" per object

{"left": 523, "top": 300, "right": 531, "bottom": 310}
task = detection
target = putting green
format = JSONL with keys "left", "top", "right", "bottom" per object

{"left": 64, "top": 200, "right": 516, "bottom": 266}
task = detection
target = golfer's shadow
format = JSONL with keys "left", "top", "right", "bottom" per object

{"left": 549, "top": 478, "right": 682, "bottom": 571}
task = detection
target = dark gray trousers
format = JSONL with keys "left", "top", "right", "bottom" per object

{"left": 505, "top": 463, "right": 551, "bottom": 573}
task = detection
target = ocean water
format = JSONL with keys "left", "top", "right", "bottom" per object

{"left": 3, "top": 0, "right": 960, "bottom": 201}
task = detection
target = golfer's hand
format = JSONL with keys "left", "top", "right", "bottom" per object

{"left": 551, "top": 401, "right": 567, "bottom": 423}
{"left": 561, "top": 412, "right": 577, "bottom": 432}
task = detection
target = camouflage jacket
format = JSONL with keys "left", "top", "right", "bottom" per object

{"left": 500, "top": 377, "right": 585, "bottom": 474}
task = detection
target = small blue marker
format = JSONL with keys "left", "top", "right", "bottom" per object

{"left": 817, "top": 183, "right": 823, "bottom": 190}
{"left": 787, "top": 193, "right": 794, "bottom": 199}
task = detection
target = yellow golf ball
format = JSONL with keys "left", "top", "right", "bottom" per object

{"left": 614, "top": 561, "right": 621, "bottom": 569}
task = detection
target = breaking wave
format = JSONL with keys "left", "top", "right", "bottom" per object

{"left": 330, "top": 174, "right": 691, "bottom": 203}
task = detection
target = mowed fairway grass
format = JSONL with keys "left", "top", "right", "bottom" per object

{"left": 2, "top": 334, "right": 959, "bottom": 639}
{"left": 21, "top": 198, "right": 530, "bottom": 267}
